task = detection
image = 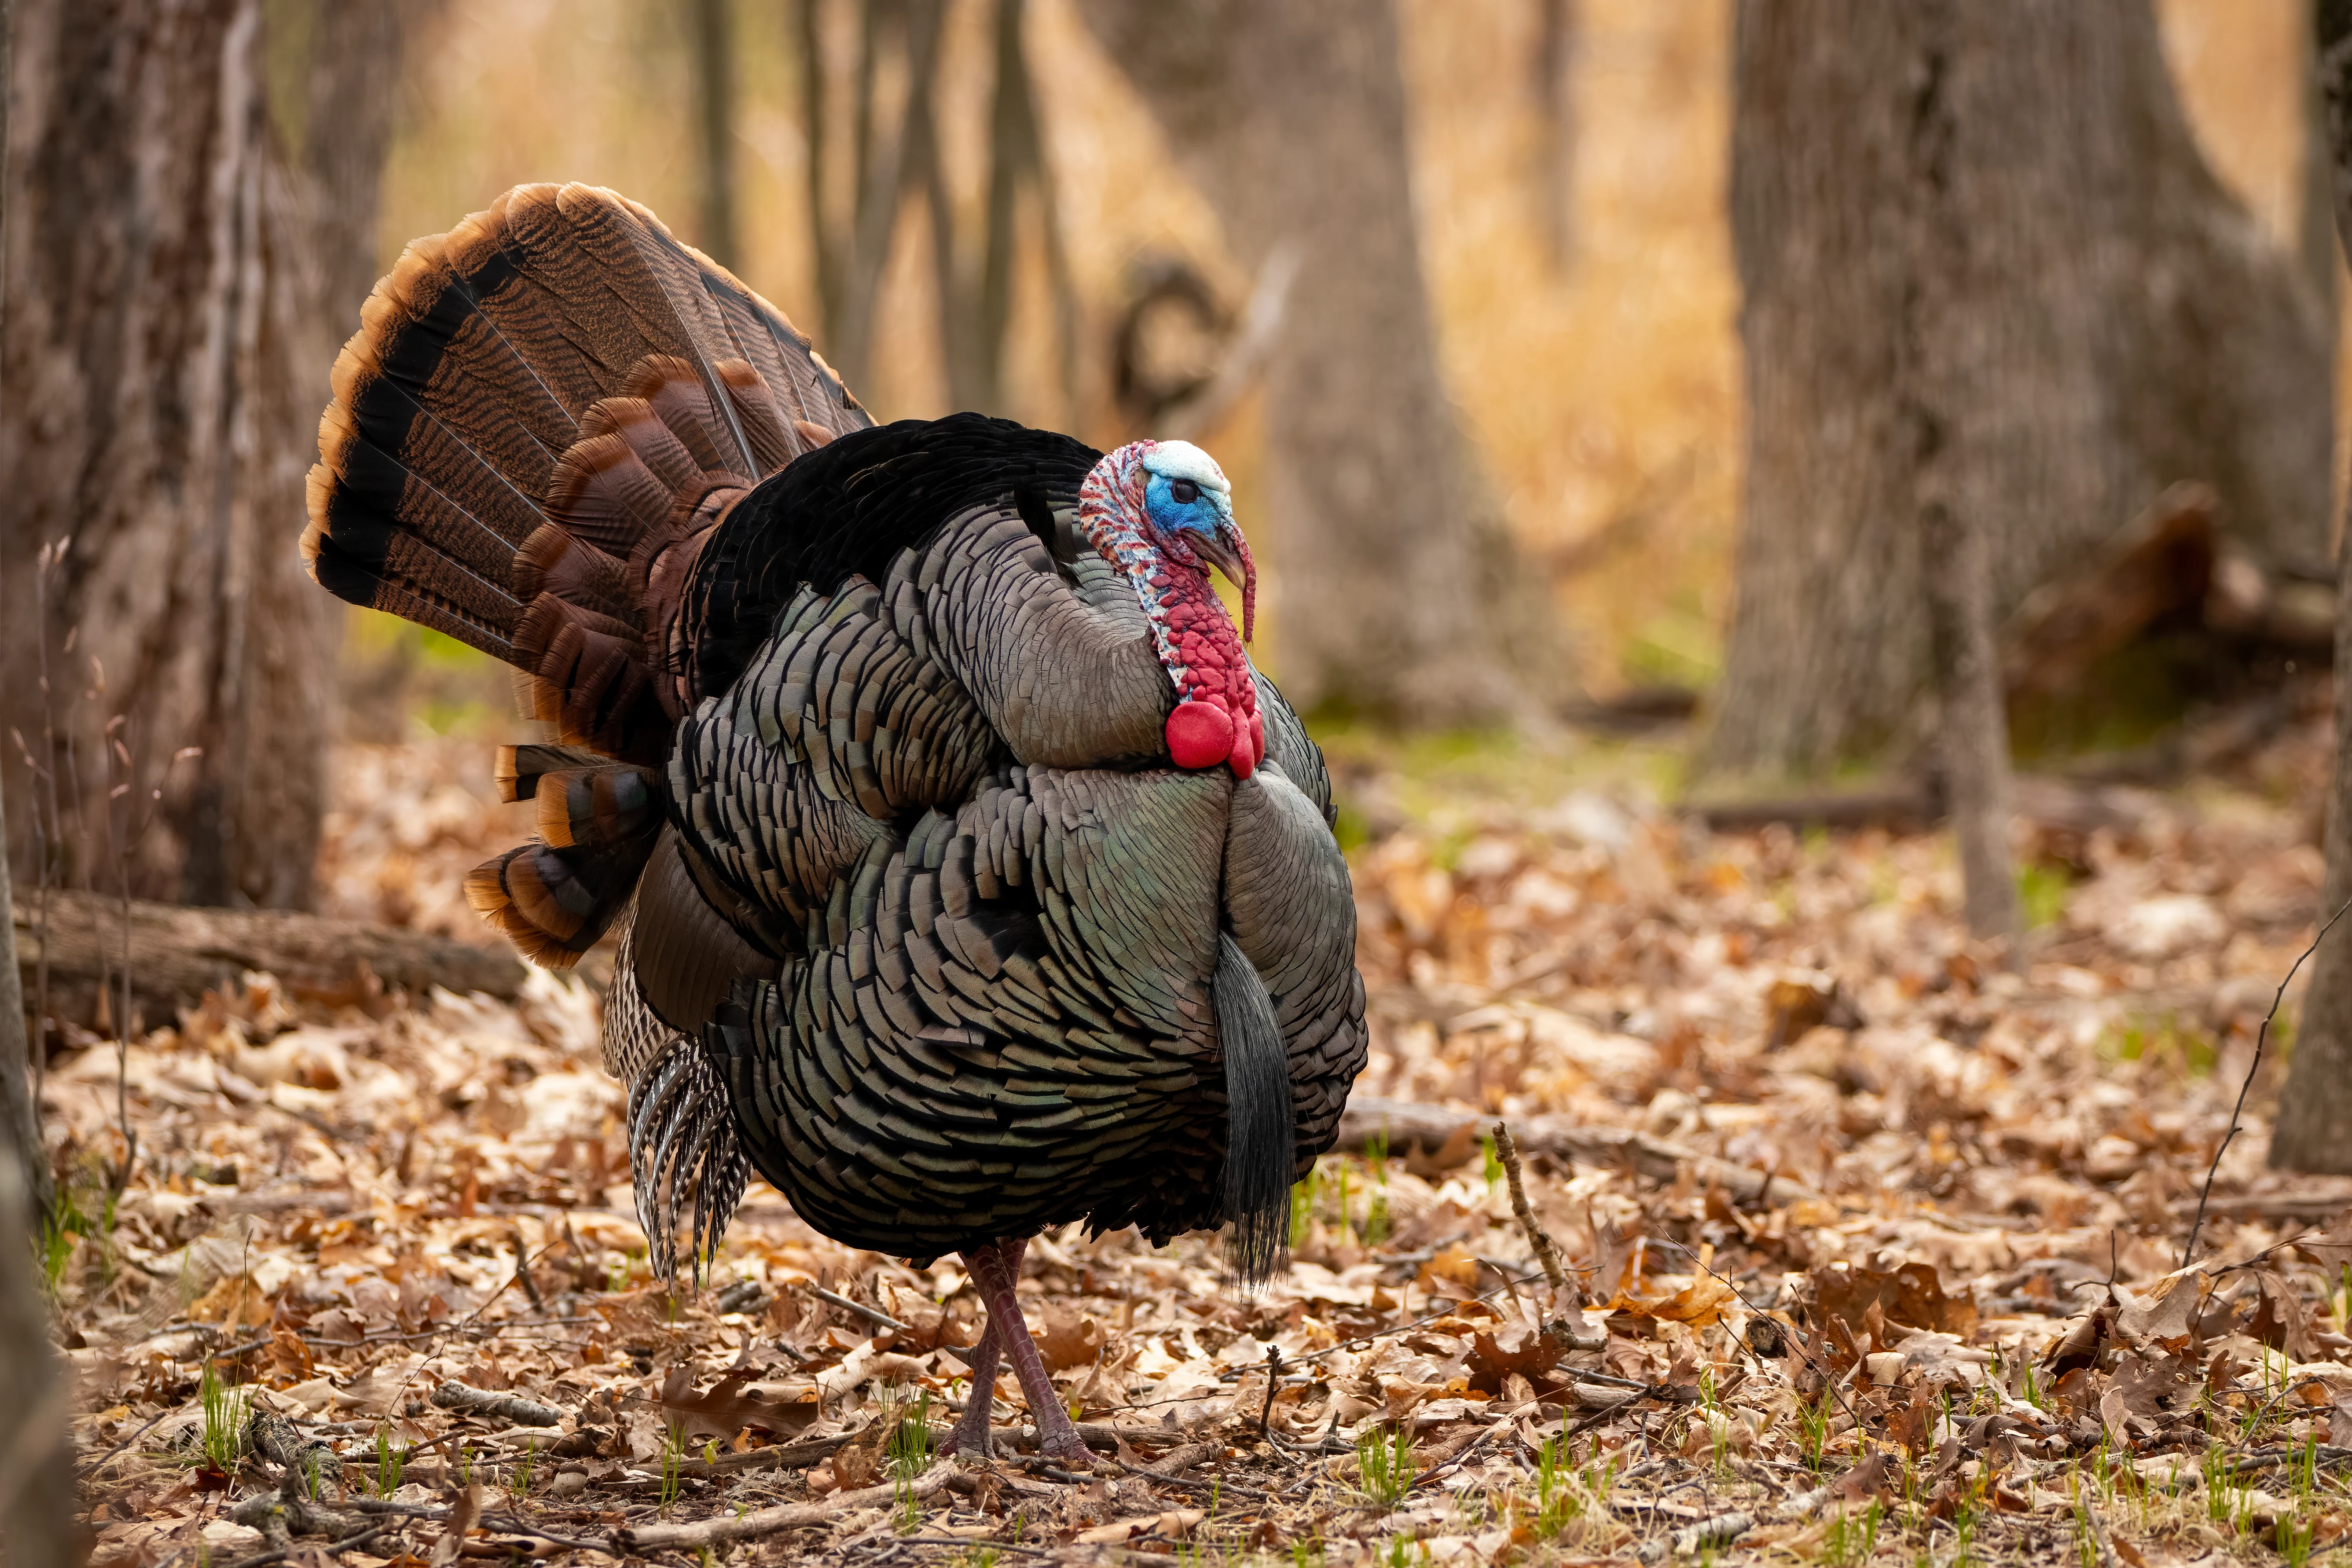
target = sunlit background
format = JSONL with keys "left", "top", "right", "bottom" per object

{"left": 318, "top": 0, "right": 2333, "bottom": 710}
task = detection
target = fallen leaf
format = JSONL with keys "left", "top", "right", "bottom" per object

{"left": 656, "top": 1368, "right": 819, "bottom": 1443}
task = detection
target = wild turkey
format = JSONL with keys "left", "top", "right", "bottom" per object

{"left": 304, "top": 184, "right": 1366, "bottom": 1461}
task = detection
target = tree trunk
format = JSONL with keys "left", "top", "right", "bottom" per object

{"left": 1904, "top": 8, "right": 2018, "bottom": 948}
{"left": 691, "top": 0, "right": 740, "bottom": 268}
{"left": 1076, "top": 0, "right": 1564, "bottom": 726}
{"left": 0, "top": 1119, "right": 74, "bottom": 1568}
{"left": 0, "top": 0, "right": 410, "bottom": 913}
{"left": 0, "top": 782, "right": 48, "bottom": 1222}
{"left": 1706, "top": 0, "right": 2333, "bottom": 785}
{"left": 2272, "top": 0, "right": 2352, "bottom": 1175}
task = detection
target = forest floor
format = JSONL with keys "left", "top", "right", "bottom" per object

{"left": 47, "top": 683, "right": 2352, "bottom": 1567}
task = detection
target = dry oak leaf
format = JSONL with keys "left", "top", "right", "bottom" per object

{"left": 1075, "top": 1509, "right": 1204, "bottom": 1545}
{"left": 2107, "top": 1350, "right": 2200, "bottom": 1423}
{"left": 2041, "top": 1296, "right": 2119, "bottom": 1379}
{"left": 1813, "top": 1260, "right": 1977, "bottom": 1339}
{"left": 2115, "top": 1266, "right": 2204, "bottom": 1349}
{"left": 426, "top": 1483, "right": 484, "bottom": 1568}
{"left": 1466, "top": 1322, "right": 1565, "bottom": 1395}
{"left": 1417, "top": 1245, "right": 1481, "bottom": 1293}
{"left": 1033, "top": 1307, "right": 1108, "bottom": 1372}
{"left": 1611, "top": 1271, "right": 1736, "bottom": 1328}
{"left": 2097, "top": 1386, "right": 2139, "bottom": 1450}
{"left": 657, "top": 1367, "right": 820, "bottom": 1443}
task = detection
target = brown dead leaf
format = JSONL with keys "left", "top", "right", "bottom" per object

{"left": 2248, "top": 1271, "right": 2318, "bottom": 1362}
{"left": 1033, "top": 1306, "right": 1107, "bottom": 1372}
{"left": 2042, "top": 1296, "right": 2118, "bottom": 1378}
{"left": 2097, "top": 1386, "right": 2136, "bottom": 1450}
{"left": 1466, "top": 1323, "right": 1563, "bottom": 1395}
{"left": 427, "top": 1483, "right": 483, "bottom": 1568}
{"left": 2108, "top": 1350, "right": 2198, "bottom": 1422}
{"left": 656, "top": 1368, "right": 819, "bottom": 1443}
{"left": 1417, "top": 1245, "right": 1480, "bottom": 1293}
{"left": 1829, "top": 1452, "right": 1892, "bottom": 1502}
{"left": 1765, "top": 973, "right": 1860, "bottom": 1047}
{"left": 1402, "top": 1121, "right": 1480, "bottom": 1175}
{"left": 1813, "top": 1260, "right": 1976, "bottom": 1339}
{"left": 2115, "top": 1267, "right": 2203, "bottom": 1349}
{"left": 1076, "top": 1509, "right": 1204, "bottom": 1545}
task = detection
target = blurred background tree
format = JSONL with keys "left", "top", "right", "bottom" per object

{"left": 1707, "top": 0, "right": 2334, "bottom": 792}
{"left": 0, "top": 0, "right": 425, "bottom": 910}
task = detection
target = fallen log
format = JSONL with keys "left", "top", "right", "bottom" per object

{"left": 12, "top": 889, "right": 526, "bottom": 1030}
{"left": 1333, "top": 1095, "right": 1829, "bottom": 1209}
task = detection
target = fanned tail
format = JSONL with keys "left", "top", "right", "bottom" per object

{"left": 305, "top": 183, "right": 871, "bottom": 764}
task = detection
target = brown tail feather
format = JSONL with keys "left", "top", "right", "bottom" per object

{"left": 304, "top": 182, "right": 871, "bottom": 745}
{"left": 468, "top": 748, "right": 667, "bottom": 967}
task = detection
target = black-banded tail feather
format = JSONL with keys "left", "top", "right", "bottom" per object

{"left": 463, "top": 747, "right": 664, "bottom": 967}
{"left": 303, "top": 182, "right": 873, "bottom": 768}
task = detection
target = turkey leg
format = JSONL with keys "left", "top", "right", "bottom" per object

{"left": 961, "top": 1235, "right": 1089, "bottom": 1462}
{"left": 945, "top": 1237, "right": 1026, "bottom": 1456}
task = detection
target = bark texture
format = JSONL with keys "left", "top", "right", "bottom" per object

{"left": 1707, "top": 1, "right": 2332, "bottom": 784}
{"left": 2273, "top": 0, "right": 2352, "bottom": 1175}
{"left": 1904, "top": 9, "right": 2018, "bottom": 947}
{"left": 0, "top": 0, "right": 410, "bottom": 911}
{"left": 0, "top": 0, "right": 50, "bottom": 1228}
{"left": 0, "top": 1119, "right": 74, "bottom": 1567}
{"left": 1078, "top": 0, "right": 1563, "bottom": 724}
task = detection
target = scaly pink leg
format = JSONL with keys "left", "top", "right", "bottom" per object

{"left": 961, "top": 1235, "right": 1088, "bottom": 1463}
{"left": 945, "top": 1238, "right": 1024, "bottom": 1457}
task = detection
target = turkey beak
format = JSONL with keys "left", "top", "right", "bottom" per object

{"left": 1190, "top": 530, "right": 1246, "bottom": 593}
{"left": 1189, "top": 528, "right": 1256, "bottom": 643}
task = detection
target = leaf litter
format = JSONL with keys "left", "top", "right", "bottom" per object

{"left": 47, "top": 717, "right": 2352, "bottom": 1564}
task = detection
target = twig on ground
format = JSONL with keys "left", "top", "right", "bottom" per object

{"left": 507, "top": 1226, "right": 544, "bottom": 1310}
{"left": 1633, "top": 1483, "right": 1832, "bottom": 1567}
{"left": 219, "top": 1523, "right": 394, "bottom": 1568}
{"left": 2223, "top": 1444, "right": 2352, "bottom": 1472}
{"left": 1493, "top": 1121, "right": 1570, "bottom": 1301}
{"left": 807, "top": 1282, "right": 910, "bottom": 1333}
{"left": 430, "top": 1381, "right": 561, "bottom": 1428}
{"left": 2183, "top": 893, "right": 2352, "bottom": 1269}
{"left": 613, "top": 1464, "right": 956, "bottom": 1552}
{"left": 78, "top": 1406, "right": 173, "bottom": 1480}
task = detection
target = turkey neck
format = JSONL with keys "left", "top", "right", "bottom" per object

{"left": 1078, "top": 446, "right": 1263, "bottom": 776}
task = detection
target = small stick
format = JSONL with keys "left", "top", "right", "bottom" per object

{"left": 1259, "top": 1342, "right": 1281, "bottom": 1439}
{"left": 1493, "top": 1121, "right": 1569, "bottom": 1299}
{"left": 429, "top": 1381, "right": 561, "bottom": 1428}
{"left": 2183, "top": 892, "right": 2352, "bottom": 1269}
{"left": 614, "top": 1465, "right": 957, "bottom": 1552}
{"left": 809, "top": 1282, "right": 909, "bottom": 1333}
{"left": 507, "top": 1226, "right": 543, "bottom": 1310}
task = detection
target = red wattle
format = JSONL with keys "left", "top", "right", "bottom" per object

{"left": 1166, "top": 701, "right": 1234, "bottom": 770}
{"left": 1229, "top": 721, "right": 1258, "bottom": 779}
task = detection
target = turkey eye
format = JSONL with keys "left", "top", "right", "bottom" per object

{"left": 1170, "top": 479, "right": 1199, "bottom": 504}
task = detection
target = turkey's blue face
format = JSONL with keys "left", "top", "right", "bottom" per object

{"left": 1138, "top": 442, "right": 1253, "bottom": 640}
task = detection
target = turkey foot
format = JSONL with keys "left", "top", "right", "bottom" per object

{"left": 961, "top": 1235, "right": 1089, "bottom": 1463}
{"left": 945, "top": 1238, "right": 1024, "bottom": 1456}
